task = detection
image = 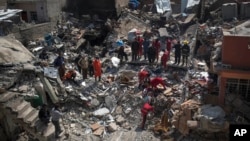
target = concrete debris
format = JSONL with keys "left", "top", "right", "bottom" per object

{"left": 93, "top": 108, "right": 110, "bottom": 117}
{"left": 107, "top": 123, "right": 118, "bottom": 132}
{"left": 2, "top": 0, "right": 249, "bottom": 141}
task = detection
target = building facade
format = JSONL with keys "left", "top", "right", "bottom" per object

{"left": 218, "top": 27, "right": 250, "bottom": 104}
{"left": 7, "top": 0, "right": 66, "bottom": 23}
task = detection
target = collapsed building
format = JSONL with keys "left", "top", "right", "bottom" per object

{"left": 0, "top": 0, "right": 250, "bottom": 141}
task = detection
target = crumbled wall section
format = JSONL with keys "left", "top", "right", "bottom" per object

{"left": 46, "top": 0, "right": 67, "bottom": 22}
{"left": 13, "top": 22, "right": 54, "bottom": 43}
{"left": 0, "top": 36, "right": 35, "bottom": 64}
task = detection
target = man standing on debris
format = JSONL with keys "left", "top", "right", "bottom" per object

{"left": 173, "top": 41, "right": 181, "bottom": 65}
{"left": 54, "top": 51, "right": 65, "bottom": 80}
{"left": 161, "top": 49, "right": 169, "bottom": 70}
{"left": 93, "top": 56, "right": 102, "bottom": 81}
{"left": 118, "top": 45, "right": 128, "bottom": 63}
{"left": 153, "top": 38, "right": 161, "bottom": 63}
{"left": 181, "top": 40, "right": 190, "bottom": 66}
{"left": 51, "top": 105, "right": 63, "bottom": 138}
{"left": 143, "top": 38, "right": 150, "bottom": 60}
{"left": 88, "top": 56, "right": 94, "bottom": 77}
{"left": 166, "top": 37, "right": 172, "bottom": 55}
{"left": 78, "top": 55, "right": 89, "bottom": 80}
{"left": 39, "top": 104, "right": 50, "bottom": 125}
{"left": 141, "top": 98, "right": 154, "bottom": 130}
{"left": 131, "top": 37, "right": 140, "bottom": 61}
{"left": 148, "top": 45, "right": 156, "bottom": 64}
{"left": 137, "top": 35, "right": 144, "bottom": 58}
{"left": 74, "top": 54, "right": 82, "bottom": 72}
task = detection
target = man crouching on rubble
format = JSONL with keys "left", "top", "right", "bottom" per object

{"left": 141, "top": 98, "right": 154, "bottom": 130}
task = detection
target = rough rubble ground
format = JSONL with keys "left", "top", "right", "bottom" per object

{"left": 1, "top": 4, "right": 239, "bottom": 140}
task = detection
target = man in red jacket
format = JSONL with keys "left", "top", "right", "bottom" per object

{"left": 150, "top": 77, "right": 166, "bottom": 90}
{"left": 141, "top": 99, "right": 154, "bottom": 129}
{"left": 161, "top": 49, "right": 169, "bottom": 70}
{"left": 138, "top": 69, "right": 151, "bottom": 89}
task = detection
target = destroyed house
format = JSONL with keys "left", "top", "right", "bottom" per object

{"left": 7, "top": 0, "right": 66, "bottom": 23}
{"left": 216, "top": 20, "right": 250, "bottom": 104}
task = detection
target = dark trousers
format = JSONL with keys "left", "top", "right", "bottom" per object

{"left": 132, "top": 51, "right": 138, "bottom": 61}
{"left": 141, "top": 114, "right": 147, "bottom": 129}
{"left": 40, "top": 117, "right": 50, "bottom": 125}
{"left": 95, "top": 76, "right": 101, "bottom": 81}
{"left": 81, "top": 68, "right": 88, "bottom": 79}
{"left": 118, "top": 52, "right": 128, "bottom": 63}
{"left": 144, "top": 50, "right": 148, "bottom": 60}
{"left": 182, "top": 55, "right": 188, "bottom": 65}
{"left": 89, "top": 67, "right": 94, "bottom": 77}
{"left": 52, "top": 120, "right": 61, "bottom": 137}
{"left": 148, "top": 55, "right": 155, "bottom": 64}
{"left": 174, "top": 53, "right": 181, "bottom": 64}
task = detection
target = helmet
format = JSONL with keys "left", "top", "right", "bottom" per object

{"left": 183, "top": 40, "right": 189, "bottom": 45}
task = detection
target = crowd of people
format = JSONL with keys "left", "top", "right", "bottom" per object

{"left": 116, "top": 34, "right": 191, "bottom": 70}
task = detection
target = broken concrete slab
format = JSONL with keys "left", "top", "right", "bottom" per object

{"left": 93, "top": 108, "right": 110, "bottom": 116}
{"left": 0, "top": 36, "right": 35, "bottom": 64}
{"left": 108, "top": 122, "right": 118, "bottom": 132}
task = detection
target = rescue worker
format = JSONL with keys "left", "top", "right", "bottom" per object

{"left": 118, "top": 45, "right": 128, "bottom": 63}
{"left": 166, "top": 37, "right": 172, "bottom": 52}
{"left": 143, "top": 38, "right": 150, "bottom": 60}
{"left": 78, "top": 55, "right": 88, "bottom": 80}
{"left": 161, "top": 49, "right": 169, "bottom": 70}
{"left": 137, "top": 35, "right": 144, "bottom": 58}
{"left": 88, "top": 57, "right": 94, "bottom": 77}
{"left": 74, "top": 54, "right": 82, "bottom": 72}
{"left": 148, "top": 45, "right": 156, "bottom": 64}
{"left": 39, "top": 50, "right": 49, "bottom": 60}
{"left": 39, "top": 104, "right": 50, "bottom": 125}
{"left": 62, "top": 69, "right": 76, "bottom": 81}
{"left": 58, "top": 63, "right": 66, "bottom": 80}
{"left": 51, "top": 105, "right": 63, "bottom": 138}
{"left": 131, "top": 37, "right": 140, "bottom": 61}
{"left": 182, "top": 40, "right": 190, "bottom": 66}
{"left": 54, "top": 52, "right": 65, "bottom": 68}
{"left": 152, "top": 38, "right": 160, "bottom": 63}
{"left": 93, "top": 56, "right": 102, "bottom": 81}
{"left": 173, "top": 41, "right": 181, "bottom": 65}
{"left": 141, "top": 98, "right": 154, "bottom": 130}
{"left": 150, "top": 77, "right": 167, "bottom": 90}
{"left": 138, "top": 69, "right": 151, "bottom": 89}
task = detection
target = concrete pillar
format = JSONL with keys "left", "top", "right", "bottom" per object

{"left": 219, "top": 77, "right": 226, "bottom": 105}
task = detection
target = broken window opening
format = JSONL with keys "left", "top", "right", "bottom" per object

{"left": 226, "top": 78, "right": 250, "bottom": 102}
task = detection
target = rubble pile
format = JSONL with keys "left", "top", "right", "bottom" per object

{"left": 2, "top": 0, "right": 250, "bottom": 141}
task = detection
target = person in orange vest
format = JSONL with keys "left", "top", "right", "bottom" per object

{"left": 152, "top": 38, "right": 161, "bottom": 63}
{"left": 93, "top": 56, "right": 102, "bottom": 81}
{"left": 161, "top": 49, "right": 169, "bottom": 70}
{"left": 141, "top": 98, "right": 154, "bottom": 130}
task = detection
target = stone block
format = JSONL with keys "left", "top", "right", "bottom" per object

{"left": 187, "top": 120, "right": 198, "bottom": 129}
{"left": 90, "top": 123, "right": 101, "bottom": 131}
{"left": 116, "top": 115, "right": 125, "bottom": 124}
{"left": 93, "top": 126, "right": 105, "bottom": 136}
{"left": 108, "top": 122, "right": 118, "bottom": 132}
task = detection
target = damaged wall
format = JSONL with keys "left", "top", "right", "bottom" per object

{"left": 63, "top": 0, "right": 129, "bottom": 17}
{"left": 222, "top": 35, "right": 250, "bottom": 70}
